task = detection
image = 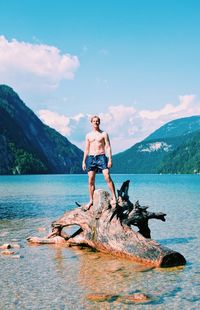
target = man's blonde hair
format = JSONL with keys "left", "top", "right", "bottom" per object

{"left": 90, "top": 115, "right": 100, "bottom": 123}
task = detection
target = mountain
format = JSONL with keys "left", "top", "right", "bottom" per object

{"left": 0, "top": 85, "right": 83, "bottom": 174}
{"left": 158, "top": 130, "right": 200, "bottom": 174}
{"left": 112, "top": 116, "right": 200, "bottom": 173}
{"left": 145, "top": 116, "right": 200, "bottom": 141}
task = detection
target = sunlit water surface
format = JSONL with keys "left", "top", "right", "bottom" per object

{"left": 0, "top": 174, "right": 200, "bottom": 309}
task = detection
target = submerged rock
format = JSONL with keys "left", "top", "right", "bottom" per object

{"left": 1, "top": 250, "right": 16, "bottom": 255}
{"left": 87, "top": 293, "right": 118, "bottom": 302}
{"left": 86, "top": 292, "right": 150, "bottom": 304}
{"left": 11, "top": 255, "right": 21, "bottom": 259}
{"left": 0, "top": 243, "right": 11, "bottom": 249}
{"left": 0, "top": 232, "right": 9, "bottom": 237}
{"left": 118, "top": 293, "right": 150, "bottom": 303}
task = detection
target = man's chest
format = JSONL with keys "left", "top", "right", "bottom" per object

{"left": 89, "top": 132, "right": 105, "bottom": 143}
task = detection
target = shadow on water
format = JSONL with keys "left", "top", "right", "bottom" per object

{"left": 157, "top": 237, "right": 196, "bottom": 245}
{"left": 147, "top": 286, "right": 183, "bottom": 306}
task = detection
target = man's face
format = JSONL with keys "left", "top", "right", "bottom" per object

{"left": 91, "top": 118, "right": 100, "bottom": 128}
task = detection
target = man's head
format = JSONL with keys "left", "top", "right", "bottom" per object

{"left": 91, "top": 115, "right": 100, "bottom": 124}
{"left": 90, "top": 115, "right": 100, "bottom": 130}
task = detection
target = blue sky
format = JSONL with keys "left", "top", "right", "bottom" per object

{"left": 0, "top": 0, "right": 200, "bottom": 153}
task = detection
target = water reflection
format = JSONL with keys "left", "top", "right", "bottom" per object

{"left": 48, "top": 245, "right": 188, "bottom": 308}
{"left": 53, "top": 246, "right": 154, "bottom": 294}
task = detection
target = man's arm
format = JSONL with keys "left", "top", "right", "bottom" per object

{"left": 82, "top": 134, "right": 90, "bottom": 171}
{"left": 104, "top": 132, "right": 112, "bottom": 168}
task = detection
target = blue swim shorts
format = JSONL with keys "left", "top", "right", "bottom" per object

{"left": 86, "top": 154, "right": 108, "bottom": 173}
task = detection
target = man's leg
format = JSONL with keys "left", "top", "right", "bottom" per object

{"left": 86, "top": 170, "right": 96, "bottom": 209}
{"left": 102, "top": 169, "right": 117, "bottom": 204}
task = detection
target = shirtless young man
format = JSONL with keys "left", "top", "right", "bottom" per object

{"left": 82, "top": 115, "right": 117, "bottom": 209}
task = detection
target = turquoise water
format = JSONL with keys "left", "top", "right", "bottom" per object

{"left": 0, "top": 174, "right": 200, "bottom": 309}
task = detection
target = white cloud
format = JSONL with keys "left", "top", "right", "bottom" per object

{"left": 140, "top": 95, "right": 196, "bottom": 120}
{"left": 38, "top": 110, "right": 91, "bottom": 144}
{"left": 38, "top": 95, "right": 200, "bottom": 153}
{"left": 0, "top": 35, "right": 79, "bottom": 93}
{"left": 99, "top": 105, "right": 137, "bottom": 137}
{"left": 39, "top": 110, "right": 71, "bottom": 136}
{"left": 138, "top": 95, "right": 200, "bottom": 141}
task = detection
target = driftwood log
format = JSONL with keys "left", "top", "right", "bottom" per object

{"left": 27, "top": 180, "right": 186, "bottom": 267}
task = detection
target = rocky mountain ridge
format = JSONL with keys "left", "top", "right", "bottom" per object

{"left": 0, "top": 85, "right": 83, "bottom": 174}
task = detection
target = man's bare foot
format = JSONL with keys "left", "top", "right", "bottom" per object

{"left": 82, "top": 201, "right": 93, "bottom": 211}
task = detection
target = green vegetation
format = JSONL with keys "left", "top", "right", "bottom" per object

{"left": 158, "top": 131, "right": 200, "bottom": 174}
{"left": 112, "top": 136, "right": 185, "bottom": 174}
{"left": 9, "top": 143, "right": 47, "bottom": 174}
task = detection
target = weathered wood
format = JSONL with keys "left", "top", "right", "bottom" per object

{"left": 27, "top": 181, "right": 186, "bottom": 267}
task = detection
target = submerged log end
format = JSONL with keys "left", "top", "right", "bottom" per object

{"left": 159, "top": 251, "right": 186, "bottom": 268}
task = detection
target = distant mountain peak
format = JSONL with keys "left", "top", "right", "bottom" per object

{"left": 0, "top": 84, "right": 19, "bottom": 98}
{"left": 145, "top": 115, "right": 200, "bottom": 141}
{"left": 0, "top": 84, "right": 14, "bottom": 91}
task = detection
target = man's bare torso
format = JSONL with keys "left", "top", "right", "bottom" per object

{"left": 87, "top": 130, "right": 106, "bottom": 156}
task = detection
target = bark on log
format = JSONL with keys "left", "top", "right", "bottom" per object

{"left": 27, "top": 181, "right": 186, "bottom": 268}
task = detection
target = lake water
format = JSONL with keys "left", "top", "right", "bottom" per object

{"left": 0, "top": 174, "right": 200, "bottom": 309}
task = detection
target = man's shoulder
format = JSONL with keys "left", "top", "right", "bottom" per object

{"left": 86, "top": 131, "right": 93, "bottom": 138}
{"left": 98, "top": 130, "right": 108, "bottom": 137}
{"left": 101, "top": 131, "right": 108, "bottom": 137}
